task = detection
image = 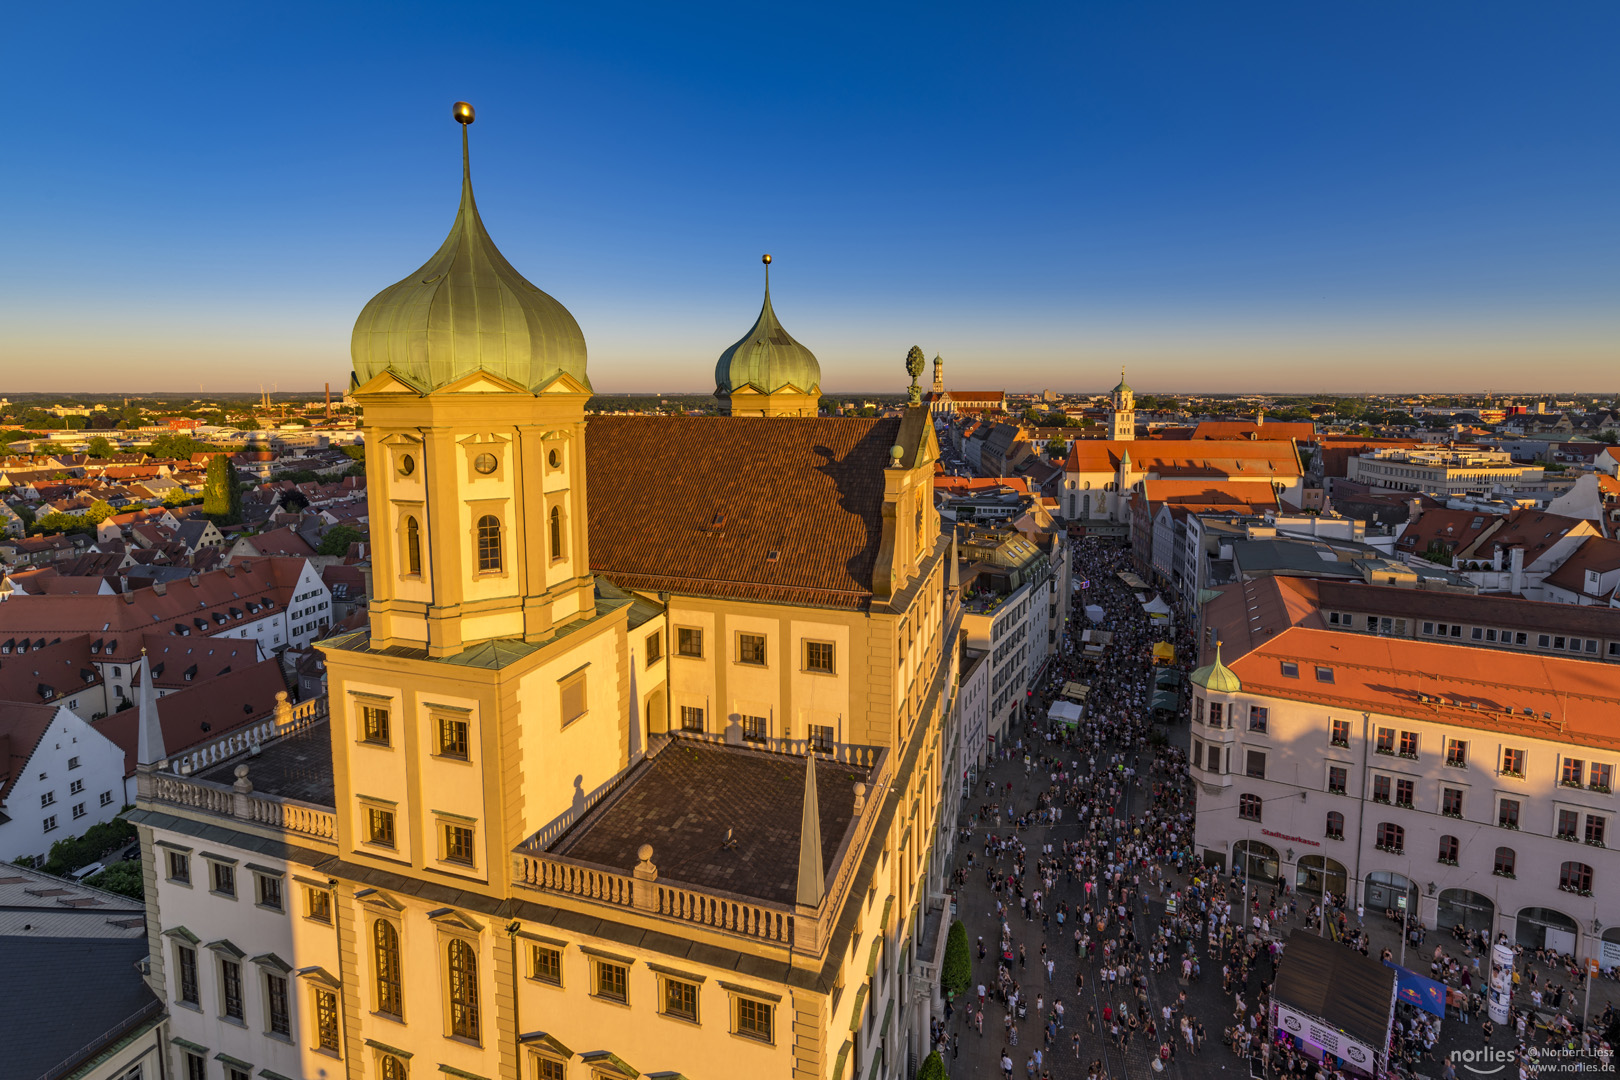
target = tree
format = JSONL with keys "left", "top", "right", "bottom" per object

{"left": 202, "top": 453, "right": 243, "bottom": 524}
{"left": 940, "top": 919, "right": 971, "bottom": 1000}
{"left": 1045, "top": 437, "right": 1068, "bottom": 457}
{"left": 235, "top": 416, "right": 261, "bottom": 431}
{"left": 317, "top": 524, "right": 365, "bottom": 556}
{"left": 85, "top": 859, "right": 144, "bottom": 900}
{"left": 162, "top": 488, "right": 199, "bottom": 507}
{"left": 340, "top": 444, "right": 366, "bottom": 461}
{"left": 915, "top": 1050, "right": 947, "bottom": 1080}
{"left": 85, "top": 435, "right": 115, "bottom": 458}
{"left": 85, "top": 500, "right": 115, "bottom": 524}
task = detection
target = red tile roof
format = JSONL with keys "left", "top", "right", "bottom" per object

{"left": 585, "top": 415, "right": 907, "bottom": 609}
{"left": 1064, "top": 439, "right": 1301, "bottom": 478}
{"left": 1192, "top": 421, "right": 1316, "bottom": 443}
{"left": 0, "top": 702, "right": 58, "bottom": 807}
{"left": 1542, "top": 536, "right": 1620, "bottom": 596}
{"left": 94, "top": 657, "right": 288, "bottom": 777}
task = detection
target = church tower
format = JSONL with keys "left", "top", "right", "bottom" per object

{"left": 714, "top": 255, "right": 821, "bottom": 416}
{"left": 1108, "top": 367, "right": 1136, "bottom": 441}
{"left": 932, "top": 353, "right": 944, "bottom": 394}
{"left": 350, "top": 102, "right": 595, "bottom": 658}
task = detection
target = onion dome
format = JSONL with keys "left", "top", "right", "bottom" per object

{"left": 1113, "top": 367, "right": 1132, "bottom": 395}
{"left": 714, "top": 256, "right": 821, "bottom": 400}
{"left": 1190, "top": 641, "right": 1242, "bottom": 693}
{"left": 351, "top": 104, "right": 589, "bottom": 394}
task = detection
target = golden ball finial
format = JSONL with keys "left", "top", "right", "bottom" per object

{"left": 762, "top": 253, "right": 772, "bottom": 265}
{"left": 453, "top": 101, "right": 476, "bottom": 125}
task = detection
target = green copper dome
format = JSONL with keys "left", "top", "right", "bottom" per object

{"left": 715, "top": 267, "right": 821, "bottom": 399}
{"left": 351, "top": 125, "right": 589, "bottom": 394}
{"left": 1112, "top": 367, "right": 1132, "bottom": 395}
{"left": 1190, "top": 641, "right": 1242, "bottom": 693}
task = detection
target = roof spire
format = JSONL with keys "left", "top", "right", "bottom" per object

{"left": 135, "top": 647, "right": 166, "bottom": 768}
{"left": 763, "top": 252, "right": 771, "bottom": 295}
{"left": 949, "top": 527, "right": 960, "bottom": 590}
{"left": 795, "top": 747, "right": 825, "bottom": 908}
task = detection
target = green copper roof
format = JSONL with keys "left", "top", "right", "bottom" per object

{"left": 351, "top": 126, "right": 589, "bottom": 394}
{"left": 715, "top": 269, "right": 821, "bottom": 399}
{"left": 1113, "top": 367, "right": 1132, "bottom": 395}
{"left": 1189, "top": 641, "right": 1242, "bottom": 693}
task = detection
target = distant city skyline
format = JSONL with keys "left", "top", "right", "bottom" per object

{"left": 2, "top": 3, "right": 1615, "bottom": 394}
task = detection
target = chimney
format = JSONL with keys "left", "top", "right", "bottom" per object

{"left": 188, "top": 571, "right": 200, "bottom": 588}
{"left": 151, "top": 581, "right": 166, "bottom": 596}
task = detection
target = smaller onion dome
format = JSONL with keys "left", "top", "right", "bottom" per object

{"left": 715, "top": 257, "right": 821, "bottom": 400}
{"left": 1112, "top": 367, "right": 1133, "bottom": 395}
{"left": 1190, "top": 641, "right": 1242, "bottom": 693}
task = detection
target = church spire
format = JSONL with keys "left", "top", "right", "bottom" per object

{"left": 795, "top": 748, "right": 825, "bottom": 908}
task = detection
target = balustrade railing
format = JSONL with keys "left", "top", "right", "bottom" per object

{"left": 145, "top": 767, "right": 337, "bottom": 844}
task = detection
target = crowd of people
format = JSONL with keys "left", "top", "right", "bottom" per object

{"left": 942, "top": 536, "right": 1615, "bottom": 1080}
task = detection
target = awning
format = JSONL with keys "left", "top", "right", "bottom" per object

{"left": 1151, "top": 642, "right": 1175, "bottom": 663}
{"left": 1272, "top": 931, "right": 1396, "bottom": 1075}
{"left": 1083, "top": 605, "right": 1105, "bottom": 623}
{"left": 1155, "top": 668, "right": 1182, "bottom": 687}
{"left": 1117, "top": 571, "right": 1149, "bottom": 589}
{"left": 1151, "top": 688, "right": 1180, "bottom": 711}
{"left": 1062, "top": 682, "right": 1089, "bottom": 700}
{"left": 1142, "top": 596, "right": 1172, "bottom": 616}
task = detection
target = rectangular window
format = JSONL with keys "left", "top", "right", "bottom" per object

{"left": 1562, "top": 758, "right": 1585, "bottom": 788}
{"left": 1245, "top": 751, "right": 1266, "bottom": 780}
{"left": 99, "top": 791, "right": 113, "bottom": 806}
{"left": 1445, "top": 739, "right": 1468, "bottom": 767}
{"left": 212, "top": 862, "right": 236, "bottom": 897}
{"left": 809, "top": 724, "right": 834, "bottom": 753}
{"left": 438, "top": 716, "right": 469, "bottom": 759}
{"left": 1586, "top": 815, "right": 1606, "bottom": 847}
{"left": 1248, "top": 706, "right": 1268, "bottom": 733}
{"left": 68, "top": 756, "right": 80, "bottom": 769}
{"left": 535, "top": 1060, "right": 565, "bottom": 1080}
{"left": 1330, "top": 718, "right": 1350, "bottom": 748}
{"left": 1471, "top": 627, "right": 1483, "bottom": 641}
{"left": 221, "top": 957, "right": 244, "bottom": 1020}
{"left": 559, "top": 672, "right": 588, "bottom": 726}
{"left": 737, "top": 997, "right": 774, "bottom": 1042}
{"left": 1558, "top": 809, "right": 1578, "bottom": 840}
{"left": 306, "top": 886, "right": 332, "bottom": 923}
{"left": 72, "top": 802, "right": 86, "bottom": 820}
{"left": 1373, "top": 775, "right": 1391, "bottom": 803}
{"left": 257, "top": 874, "right": 283, "bottom": 911}
{"left": 1442, "top": 787, "right": 1463, "bottom": 817}
{"left": 737, "top": 632, "right": 767, "bottom": 666}
{"left": 1280, "top": 661, "right": 1298, "bottom": 678}
{"left": 315, "top": 988, "right": 340, "bottom": 1051}
{"left": 1315, "top": 666, "right": 1334, "bottom": 683}
{"left": 679, "top": 705, "right": 704, "bottom": 732}
{"left": 361, "top": 704, "right": 390, "bottom": 745}
{"left": 1554, "top": 636, "right": 1565, "bottom": 650}
{"left": 532, "top": 945, "right": 562, "bottom": 985}
{"left": 41, "top": 791, "right": 55, "bottom": 807}
{"left": 1328, "top": 766, "right": 1347, "bottom": 795}
{"left": 1422, "top": 621, "right": 1434, "bottom": 635}
{"left": 167, "top": 850, "right": 191, "bottom": 884}
{"left": 1194, "top": 697, "right": 1204, "bottom": 724}
{"left": 595, "top": 961, "right": 628, "bottom": 1003}
{"left": 676, "top": 627, "right": 703, "bottom": 658}
{"left": 1191, "top": 741, "right": 1203, "bottom": 769}
{"left": 1484, "top": 628, "right": 1497, "bottom": 642}
{"left": 444, "top": 823, "right": 476, "bottom": 865}
{"left": 1539, "top": 634, "right": 1551, "bottom": 647}
{"left": 367, "top": 807, "right": 395, "bottom": 848}
{"left": 663, "top": 977, "right": 699, "bottom": 1021}
{"left": 1398, "top": 731, "right": 1419, "bottom": 759}
{"left": 185, "top": 1053, "right": 206, "bottom": 1080}
{"left": 1375, "top": 727, "right": 1395, "bottom": 755}
{"left": 69, "top": 779, "right": 83, "bottom": 794}
{"left": 1208, "top": 702, "right": 1223, "bottom": 727}
{"left": 805, "top": 640, "right": 836, "bottom": 674}
{"left": 1395, "top": 778, "right": 1415, "bottom": 807}
{"left": 1501, "top": 748, "right": 1526, "bottom": 777}
{"left": 1498, "top": 799, "right": 1520, "bottom": 829}
{"left": 177, "top": 943, "right": 199, "bottom": 1005}
{"left": 741, "top": 715, "right": 768, "bottom": 743}
{"left": 645, "top": 630, "right": 662, "bottom": 666}
{"left": 1591, "top": 763, "right": 1613, "bottom": 793}
{"left": 267, "top": 971, "right": 290, "bottom": 1036}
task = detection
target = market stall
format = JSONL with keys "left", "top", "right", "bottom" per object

{"left": 1270, "top": 931, "right": 1396, "bottom": 1078}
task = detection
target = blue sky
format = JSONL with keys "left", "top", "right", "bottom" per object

{"left": 1, "top": 1, "right": 1615, "bottom": 394}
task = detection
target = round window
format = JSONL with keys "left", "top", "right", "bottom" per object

{"left": 547, "top": 449, "right": 561, "bottom": 469}
{"left": 473, "top": 452, "right": 498, "bottom": 475}
{"left": 398, "top": 454, "right": 416, "bottom": 477}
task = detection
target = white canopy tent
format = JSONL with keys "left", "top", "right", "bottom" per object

{"left": 1047, "top": 700, "right": 1084, "bottom": 725}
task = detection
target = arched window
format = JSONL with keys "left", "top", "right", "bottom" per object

{"left": 1559, "top": 861, "right": 1594, "bottom": 894}
{"left": 1494, "top": 847, "right": 1516, "bottom": 877}
{"left": 476, "top": 516, "right": 501, "bottom": 573}
{"left": 1376, "top": 822, "right": 1404, "bottom": 853}
{"left": 549, "top": 506, "right": 563, "bottom": 561}
{"left": 1325, "top": 812, "right": 1344, "bottom": 840}
{"left": 374, "top": 919, "right": 402, "bottom": 1017}
{"left": 381, "top": 1055, "right": 407, "bottom": 1080}
{"left": 1438, "top": 835, "right": 1459, "bottom": 864}
{"left": 448, "top": 939, "right": 479, "bottom": 1039}
{"left": 404, "top": 516, "right": 421, "bottom": 576}
{"left": 1238, "top": 794, "right": 1262, "bottom": 821}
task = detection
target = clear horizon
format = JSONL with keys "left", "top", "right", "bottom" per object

{"left": 2, "top": 2, "right": 1615, "bottom": 395}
